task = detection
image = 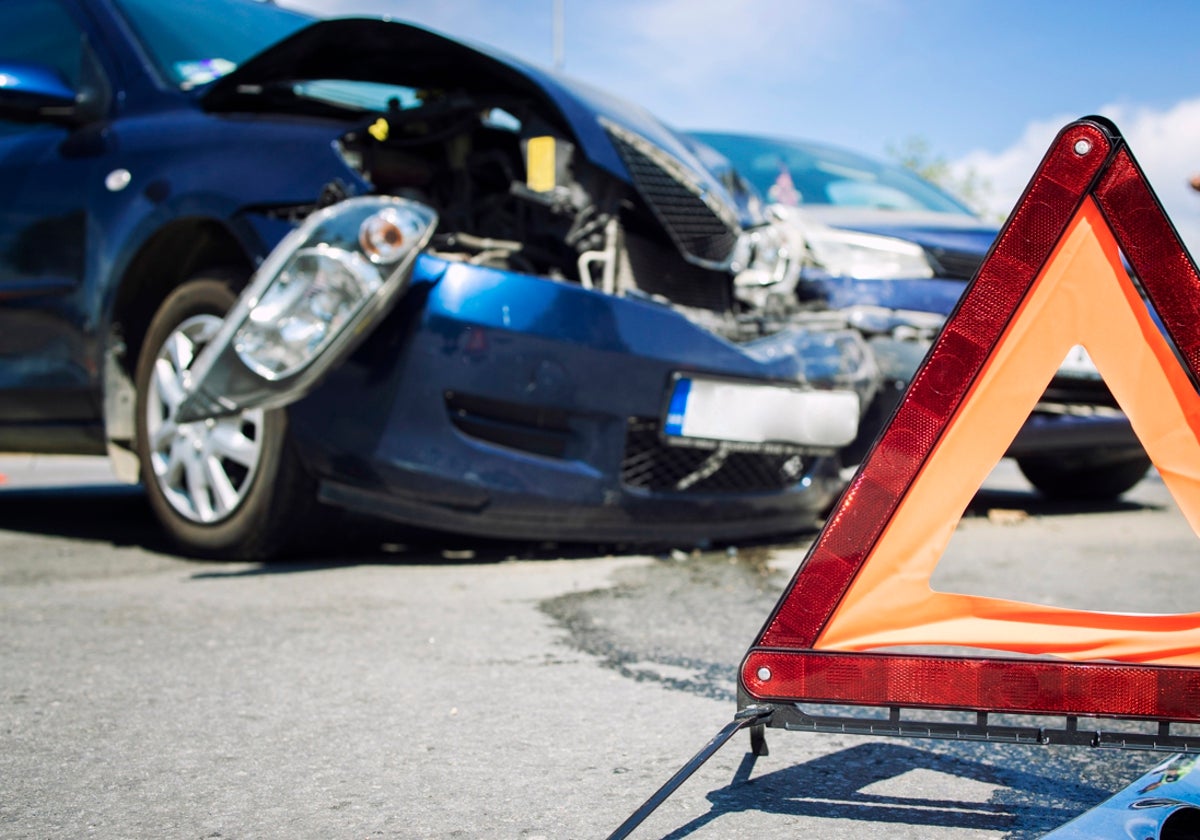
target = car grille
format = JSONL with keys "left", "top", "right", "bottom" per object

{"left": 621, "top": 418, "right": 813, "bottom": 494}
{"left": 926, "top": 247, "right": 985, "bottom": 280}
{"left": 603, "top": 121, "right": 739, "bottom": 268}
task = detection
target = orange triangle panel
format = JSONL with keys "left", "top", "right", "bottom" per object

{"left": 741, "top": 117, "right": 1200, "bottom": 722}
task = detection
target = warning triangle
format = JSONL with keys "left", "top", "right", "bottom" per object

{"left": 741, "top": 117, "right": 1200, "bottom": 723}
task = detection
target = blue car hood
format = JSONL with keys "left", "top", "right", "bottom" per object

{"left": 202, "top": 17, "right": 757, "bottom": 228}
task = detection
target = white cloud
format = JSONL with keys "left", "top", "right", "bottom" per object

{"left": 578, "top": 0, "right": 892, "bottom": 132}
{"left": 951, "top": 100, "right": 1200, "bottom": 257}
{"left": 616, "top": 0, "right": 855, "bottom": 86}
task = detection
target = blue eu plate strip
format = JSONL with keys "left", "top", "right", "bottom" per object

{"left": 664, "top": 378, "right": 691, "bottom": 436}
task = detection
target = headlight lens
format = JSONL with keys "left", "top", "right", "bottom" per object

{"left": 234, "top": 246, "right": 379, "bottom": 379}
{"left": 806, "top": 227, "right": 934, "bottom": 280}
{"left": 232, "top": 197, "right": 437, "bottom": 381}
{"left": 173, "top": 196, "right": 438, "bottom": 422}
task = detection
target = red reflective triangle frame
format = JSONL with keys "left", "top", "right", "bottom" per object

{"left": 741, "top": 117, "right": 1200, "bottom": 722}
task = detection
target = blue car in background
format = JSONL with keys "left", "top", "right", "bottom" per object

{"left": 0, "top": 0, "right": 879, "bottom": 558}
{"left": 695, "top": 132, "right": 1150, "bottom": 501}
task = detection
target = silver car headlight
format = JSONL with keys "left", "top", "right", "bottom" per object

{"left": 806, "top": 227, "right": 934, "bottom": 280}
{"left": 175, "top": 196, "right": 437, "bottom": 422}
{"left": 235, "top": 201, "right": 434, "bottom": 379}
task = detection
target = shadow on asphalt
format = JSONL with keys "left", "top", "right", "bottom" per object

{"left": 0, "top": 484, "right": 173, "bottom": 552}
{"left": 0, "top": 483, "right": 645, "bottom": 571}
{"left": 965, "top": 485, "right": 1162, "bottom": 518}
{"left": 654, "top": 741, "right": 1113, "bottom": 839}
{"left": 0, "top": 480, "right": 1164, "bottom": 575}
{"left": 187, "top": 534, "right": 637, "bottom": 579}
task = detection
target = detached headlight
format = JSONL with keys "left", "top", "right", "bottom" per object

{"left": 175, "top": 196, "right": 437, "bottom": 421}
{"left": 235, "top": 200, "right": 432, "bottom": 379}
{"left": 806, "top": 227, "right": 934, "bottom": 280}
{"left": 234, "top": 245, "right": 379, "bottom": 379}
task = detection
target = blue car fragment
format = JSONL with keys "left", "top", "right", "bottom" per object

{"left": 1041, "top": 754, "right": 1200, "bottom": 840}
{"left": 695, "top": 132, "right": 1151, "bottom": 500}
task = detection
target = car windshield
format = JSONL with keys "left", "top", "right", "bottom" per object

{"left": 693, "top": 132, "right": 974, "bottom": 216}
{"left": 111, "top": 0, "right": 313, "bottom": 89}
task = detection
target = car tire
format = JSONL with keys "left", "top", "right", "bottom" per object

{"left": 134, "top": 273, "right": 315, "bottom": 559}
{"left": 1016, "top": 448, "right": 1152, "bottom": 502}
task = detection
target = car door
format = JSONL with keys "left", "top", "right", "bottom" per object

{"left": 0, "top": 0, "right": 112, "bottom": 448}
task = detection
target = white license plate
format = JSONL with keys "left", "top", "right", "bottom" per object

{"left": 663, "top": 375, "right": 860, "bottom": 449}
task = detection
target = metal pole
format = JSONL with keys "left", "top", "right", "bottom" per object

{"left": 553, "top": 0, "right": 564, "bottom": 71}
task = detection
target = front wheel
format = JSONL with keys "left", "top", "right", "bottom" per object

{"left": 1016, "top": 448, "right": 1152, "bottom": 502}
{"left": 134, "top": 274, "right": 315, "bottom": 559}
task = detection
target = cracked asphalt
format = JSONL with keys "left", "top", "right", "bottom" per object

{"left": 0, "top": 456, "right": 1193, "bottom": 838}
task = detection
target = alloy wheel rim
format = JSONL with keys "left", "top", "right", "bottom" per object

{"left": 145, "top": 313, "right": 266, "bottom": 524}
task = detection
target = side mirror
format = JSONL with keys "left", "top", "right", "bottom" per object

{"left": 0, "top": 58, "right": 107, "bottom": 126}
{"left": 0, "top": 62, "right": 79, "bottom": 123}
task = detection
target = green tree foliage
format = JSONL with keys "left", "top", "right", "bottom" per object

{"left": 887, "top": 136, "right": 993, "bottom": 216}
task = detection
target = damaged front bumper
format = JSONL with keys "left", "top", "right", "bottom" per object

{"left": 179, "top": 197, "right": 880, "bottom": 543}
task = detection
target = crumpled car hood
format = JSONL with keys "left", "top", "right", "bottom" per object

{"left": 201, "top": 17, "right": 757, "bottom": 228}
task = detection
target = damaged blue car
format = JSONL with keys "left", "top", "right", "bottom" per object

{"left": 0, "top": 0, "right": 878, "bottom": 558}
{"left": 695, "top": 131, "right": 1151, "bottom": 501}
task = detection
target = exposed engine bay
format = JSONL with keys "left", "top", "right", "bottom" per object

{"left": 329, "top": 88, "right": 829, "bottom": 344}
{"left": 199, "top": 17, "right": 844, "bottom": 346}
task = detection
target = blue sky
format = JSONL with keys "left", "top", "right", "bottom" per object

{"left": 279, "top": 0, "right": 1200, "bottom": 248}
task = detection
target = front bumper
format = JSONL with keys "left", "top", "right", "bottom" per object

{"left": 286, "top": 255, "right": 877, "bottom": 543}
{"left": 816, "top": 270, "right": 1142, "bottom": 459}
{"left": 863, "top": 330, "right": 1140, "bottom": 461}
{"left": 1007, "top": 409, "right": 1138, "bottom": 456}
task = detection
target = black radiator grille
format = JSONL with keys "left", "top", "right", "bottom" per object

{"left": 1041, "top": 377, "right": 1119, "bottom": 409}
{"left": 622, "top": 232, "right": 732, "bottom": 312}
{"left": 621, "top": 418, "right": 812, "bottom": 494}
{"left": 926, "top": 247, "right": 985, "bottom": 280}
{"left": 604, "top": 123, "right": 739, "bottom": 267}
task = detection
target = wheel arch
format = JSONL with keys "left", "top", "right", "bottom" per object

{"left": 103, "top": 217, "right": 257, "bottom": 481}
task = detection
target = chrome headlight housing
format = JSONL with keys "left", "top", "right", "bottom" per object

{"left": 732, "top": 222, "right": 794, "bottom": 288}
{"left": 175, "top": 196, "right": 437, "bottom": 422}
{"left": 805, "top": 226, "right": 934, "bottom": 280}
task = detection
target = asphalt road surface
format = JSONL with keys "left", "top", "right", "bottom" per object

{"left": 1, "top": 455, "right": 1194, "bottom": 838}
